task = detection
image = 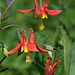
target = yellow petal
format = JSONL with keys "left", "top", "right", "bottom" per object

{"left": 42, "top": 14, "right": 48, "bottom": 19}
{"left": 24, "top": 46, "right": 28, "bottom": 53}
{"left": 21, "top": 46, "right": 24, "bottom": 52}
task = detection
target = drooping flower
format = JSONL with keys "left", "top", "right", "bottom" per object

{"left": 18, "top": 0, "right": 61, "bottom": 19}
{"left": 18, "top": 0, "right": 62, "bottom": 30}
{"left": 45, "top": 58, "right": 61, "bottom": 75}
{"left": 5, "top": 29, "right": 48, "bottom": 63}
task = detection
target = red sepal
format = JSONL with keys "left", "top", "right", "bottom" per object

{"left": 35, "top": 0, "right": 39, "bottom": 10}
{"left": 27, "top": 43, "right": 37, "bottom": 52}
{"left": 36, "top": 45, "right": 48, "bottom": 54}
{"left": 29, "top": 28, "right": 34, "bottom": 43}
{"left": 46, "top": 10, "right": 62, "bottom": 16}
{"left": 18, "top": 9, "right": 35, "bottom": 14}
{"left": 5, "top": 43, "right": 21, "bottom": 54}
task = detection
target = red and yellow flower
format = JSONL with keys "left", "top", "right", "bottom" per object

{"left": 45, "top": 58, "right": 61, "bottom": 75}
{"left": 5, "top": 29, "right": 48, "bottom": 63}
{"left": 18, "top": 0, "right": 62, "bottom": 30}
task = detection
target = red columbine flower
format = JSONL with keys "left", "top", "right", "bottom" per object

{"left": 18, "top": 0, "right": 62, "bottom": 30}
{"left": 5, "top": 30, "right": 35, "bottom": 63}
{"left": 18, "top": 0, "right": 61, "bottom": 18}
{"left": 5, "top": 29, "right": 48, "bottom": 63}
{"left": 45, "top": 58, "right": 61, "bottom": 75}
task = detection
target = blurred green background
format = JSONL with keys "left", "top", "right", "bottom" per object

{"left": 0, "top": 0, "right": 75, "bottom": 75}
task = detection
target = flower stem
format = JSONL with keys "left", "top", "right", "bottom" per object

{"left": 38, "top": 18, "right": 45, "bottom": 30}
{"left": 0, "top": 56, "right": 6, "bottom": 64}
{"left": 0, "top": 67, "right": 10, "bottom": 73}
{"left": 35, "top": 42, "right": 47, "bottom": 47}
{"left": 40, "top": 0, "right": 42, "bottom": 8}
{"left": 0, "top": 42, "right": 4, "bottom": 46}
{"left": 0, "top": 9, "right": 1, "bottom": 24}
{"left": 1, "top": 24, "right": 24, "bottom": 31}
{"left": 51, "top": 51, "right": 54, "bottom": 65}
{"left": 2, "top": 0, "right": 15, "bottom": 18}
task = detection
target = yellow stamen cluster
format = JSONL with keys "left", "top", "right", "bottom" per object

{"left": 21, "top": 46, "right": 33, "bottom": 63}
{"left": 26, "top": 52, "right": 33, "bottom": 63}
{"left": 35, "top": 13, "right": 48, "bottom": 30}
{"left": 38, "top": 23, "right": 45, "bottom": 30}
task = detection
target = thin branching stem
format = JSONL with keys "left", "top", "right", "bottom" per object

{"left": 0, "top": 67, "right": 10, "bottom": 73}
{"left": 0, "top": 56, "right": 6, "bottom": 64}
{"left": 35, "top": 42, "right": 47, "bottom": 47}
{"left": 0, "top": 42, "right": 4, "bottom": 46}
{"left": 1, "top": 25, "right": 24, "bottom": 31}
{"left": 52, "top": 51, "right": 54, "bottom": 65}
{"left": 2, "top": 0, "right": 15, "bottom": 18}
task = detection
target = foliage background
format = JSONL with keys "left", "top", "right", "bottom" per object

{"left": 0, "top": 0, "right": 75, "bottom": 75}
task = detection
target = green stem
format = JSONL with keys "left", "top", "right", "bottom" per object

{"left": 0, "top": 42, "right": 4, "bottom": 47}
{"left": 0, "top": 56, "right": 6, "bottom": 64}
{"left": 0, "top": 9, "right": 1, "bottom": 24}
{"left": 40, "top": 0, "right": 42, "bottom": 8}
{"left": 0, "top": 67, "right": 10, "bottom": 73}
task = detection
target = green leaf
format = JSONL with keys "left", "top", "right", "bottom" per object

{"left": 69, "top": 42, "right": 75, "bottom": 75}
{"left": 60, "top": 26, "right": 72, "bottom": 75}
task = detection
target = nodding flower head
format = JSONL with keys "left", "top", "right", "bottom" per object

{"left": 5, "top": 29, "right": 48, "bottom": 63}
{"left": 18, "top": 0, "right": 62, "bottom": 30}
{"left": 18, "top": 0, "right": 62, "bottom": 19}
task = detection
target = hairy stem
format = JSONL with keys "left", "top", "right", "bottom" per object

{"left": 35, "top": 42, "right": 47, "bottom": 47}
{"left": 2, "top": 0, "right": 15, "bottom": 18}
{"left": 1, "top": 24, "right": 24, "bottom": 31}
